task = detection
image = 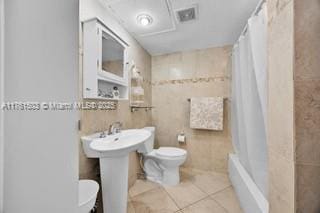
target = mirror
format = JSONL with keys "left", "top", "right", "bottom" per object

{"left": 101, "top": 32, "right": 125, "bottom": 78}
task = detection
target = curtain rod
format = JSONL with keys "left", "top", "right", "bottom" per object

{"left": 236, "top": 0, "right": 266, "bottom": 44}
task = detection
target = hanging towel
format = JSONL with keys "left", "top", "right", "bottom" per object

{"left": 190, "top": 97, "right": 224, "bottom": 130}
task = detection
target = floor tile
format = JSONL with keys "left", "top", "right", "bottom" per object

{"left": 181, "top": 197, "right": 227, "bottom": 213}
{"left": 129, "top": 179, "right": 160, "bottom": 197}
{"left": 211, "top": 187, "right": 243, "bottom": 213}
{"left": 131, "top": 187, "right": 179, "bottom": 213}
{"left": 164, "top": 180, "right": 207, "bottom": 209}
{"left": 192, "top": 171, "right": 231, "bottom": 195}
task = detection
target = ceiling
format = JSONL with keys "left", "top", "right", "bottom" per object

{"left": 99, "top": 0, "right": 260, "bottom": 55}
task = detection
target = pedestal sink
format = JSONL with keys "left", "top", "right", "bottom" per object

{"left": 81, "top": 129, "right": 151, "bottom": 213}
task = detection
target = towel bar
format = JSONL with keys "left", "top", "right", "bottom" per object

{"left": 187, "top": 97, "right": 228, "bottom": 102}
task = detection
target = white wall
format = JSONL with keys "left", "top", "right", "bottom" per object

{"left": 3, "top": 0, "right": 79, "bottom": 212}
{"left": 0, "top": 0, "right": 4, "bottom": 212}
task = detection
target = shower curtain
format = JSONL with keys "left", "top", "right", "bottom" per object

{"left": 231, "top": 4, "right": 268, "bottom": 197}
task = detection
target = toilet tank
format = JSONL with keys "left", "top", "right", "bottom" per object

{"left": 137, "top": 127, "right": 155, "bottom": 153}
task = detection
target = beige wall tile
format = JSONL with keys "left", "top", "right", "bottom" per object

{"left": 152, "top": 64, "right": 169, "bottom": 81}
{"left": 151, "top": 47, "right": 233, "bottom": 173}
{"left": 267, "top": 0, "right": 295, "bottom": 161}
{"left": 294, "top": 0, "right": 320, "bottom": 80}
{"left": 295, "top": 80, "right": 320, "bottom": 165}
{"left": 294, "top": 1, "right": 320, "bottom": 212}
{"left": 268, "top": 149, "right": 295, "bottom": 211}
{"left": 269, "top": 183, "right": 295, "bottom": 213}
{"left": 296, "top": 164, "right": 320, "bottom": 213}
{"left": 267, "top": 0, "right": 295, "bottom": 212}
{"left": 268, "top": 0, "right": 293, "bottom": 23}
{"left": 196, "top": 47, "right": 231, "bottom": 78}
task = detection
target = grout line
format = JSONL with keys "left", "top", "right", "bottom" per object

{"left": 210, "top": 189, "right": 234, "bottom": 213}
{"left": 209, "top": 185, "right": 232, "bottom": 197}
{"left": 212, "top": 198, "right": 230, "bottom": 213}
{"left": 190, "top": 181, "right": 209, "bottom": 195}
{"left": 162, "top": 186, "right": 182, "bottom": 210}
{"left": 129, "top": 180, "right": 165, "bottom": 195}
{"left": 129, "top": 184, "right": 161, "bottom": 199}
{"left": 178, "top": 195, "right": 211, "bottom": 211}
{"left": 210, "top": 186, "right": 244, "bottom": 213}
{"left": 130, "top": 170, "right": 234, "bottom": 212}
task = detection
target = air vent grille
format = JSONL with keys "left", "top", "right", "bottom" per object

{"left": 176, "top": 7, "right": 197, "bottom": 23}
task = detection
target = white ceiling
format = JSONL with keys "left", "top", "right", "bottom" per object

{"left": 99, "top": 0, "right": 260, "bottom": 55}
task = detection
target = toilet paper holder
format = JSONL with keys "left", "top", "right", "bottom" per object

{"left": 177, "top": 132, "right": 186, "bottom": 144}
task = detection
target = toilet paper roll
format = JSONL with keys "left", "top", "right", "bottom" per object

{"left": 178, "top": 134, "right": 186, "bottom": 143}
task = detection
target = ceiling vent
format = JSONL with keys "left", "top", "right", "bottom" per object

{"left": 175, "top": 5, "right": 198, "bottom": 23}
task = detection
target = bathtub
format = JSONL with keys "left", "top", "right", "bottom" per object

{"left": 228, "top": 154, "right": 269, "bottom": 213}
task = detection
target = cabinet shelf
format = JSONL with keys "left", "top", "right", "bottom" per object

{"left": 90, "top": 96, "right": 128, "bottom": 101}
{"left": 97, "top": 71, "right": 128, "bottom": 87}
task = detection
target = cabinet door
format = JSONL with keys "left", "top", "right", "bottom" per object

{"left": 83, "top": 20, "right": 99, "bottom": 98}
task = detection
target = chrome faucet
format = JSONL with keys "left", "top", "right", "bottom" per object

{"left": 99, "top": 131, "right": 107, "bottom": 138}
{"left": 108, "top": 121, "right": 123, "bottom": 135}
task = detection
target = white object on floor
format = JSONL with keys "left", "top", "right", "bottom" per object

{"left": 189, "top": 97, "right": 224, "bottom": 130}
{"left": 137, "top": 127, "right": 187, "bottom": 186}
{"left": 78, "top": 180, "right": 99, "bottom": 213}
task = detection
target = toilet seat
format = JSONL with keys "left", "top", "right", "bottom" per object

{"left": 155, "top": 147, "right": 186, "bottom": 158}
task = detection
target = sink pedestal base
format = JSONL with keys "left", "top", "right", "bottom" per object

{"left": 99, "top": 155, "right": 129, "bottom": 213}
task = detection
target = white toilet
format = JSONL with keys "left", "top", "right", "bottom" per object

{"left": 137, "top": 127, "right": 187, "bottom": 186}
{"left": 79, "top": 180, "right": 99, "bottom": 213}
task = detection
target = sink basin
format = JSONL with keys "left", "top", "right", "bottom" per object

{"left": 82, "top": 129, "right": 151, "bottom": 158}
{"left": 81, "top": 129, "right": 151, "bottom": 213}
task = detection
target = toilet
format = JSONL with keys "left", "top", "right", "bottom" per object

{"left": 137, "top": 127, "right": 187, "bottom": 186}
{"left": 79, "top": 180, "right": 99, "bottom": 213}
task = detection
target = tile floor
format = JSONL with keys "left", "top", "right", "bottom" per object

{"left": 127, "top": 168, "right": 243, "bottom": 213}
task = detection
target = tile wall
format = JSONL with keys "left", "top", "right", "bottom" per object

{"left": 267, "top": 0, "right": 295, "bottom": 212}
{"left": 294, "top": 0, "right": 320, "bottom": 212}
{"left": 151, "top": 46, "right": 234, "bottom": 173}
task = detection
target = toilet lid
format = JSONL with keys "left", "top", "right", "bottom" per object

{"left": 78, "top": 180, "right": 99, "bottom": 206}
{"left": 156, "top": 147, "right": 187, "bottom": 158}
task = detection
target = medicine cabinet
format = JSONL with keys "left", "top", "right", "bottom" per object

{"left": 82, "top": 18, "right": 129, "bottom": 100}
